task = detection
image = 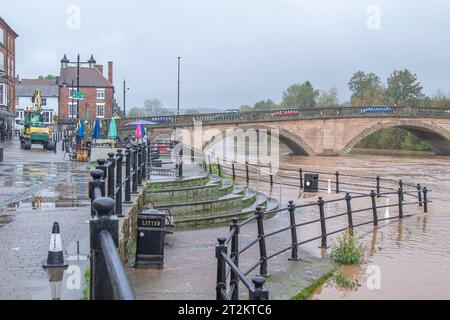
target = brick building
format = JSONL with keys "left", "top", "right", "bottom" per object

{"left": 58, "top": 60, "right": 114, "bottom": 120}
{"left": 0, "top": 17, "right": 18, "bottom": 113}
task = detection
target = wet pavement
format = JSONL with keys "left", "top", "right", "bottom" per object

{"left": 0, "top": 139, "right": 91, "bottom": 300}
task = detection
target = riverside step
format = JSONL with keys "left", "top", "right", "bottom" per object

{"left": 147, "top": 174, "right": 210, "bottom": 190}
{"left": 147, "top": 179, "right": 234, "bottom": 203}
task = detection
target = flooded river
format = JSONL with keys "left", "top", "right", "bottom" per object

{"left": 208, "top": 140, "right": 450, "bottom": 299}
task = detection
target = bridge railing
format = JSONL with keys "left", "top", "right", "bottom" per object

{"left": 120, "top": 106, "right": 450, "bottom": 128}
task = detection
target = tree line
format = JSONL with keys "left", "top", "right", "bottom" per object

{"left": 242, "top": 69, "right": 450, "bottom": 112}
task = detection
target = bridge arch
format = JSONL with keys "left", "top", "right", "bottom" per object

{"left": 342, "top": 120, "right": 450, "bottom": 155}
{"left": 202, "top": 125, "right": 316, "bottom": 156}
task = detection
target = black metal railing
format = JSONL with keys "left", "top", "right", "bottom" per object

{"left": 89, "top": 170, "right": 134, "bottom": 300}
{"left": 215, "top": 185, "right": 430, "bottom": 300}
{"left": 87, "top": 142, "right": 152, "bottom": 300}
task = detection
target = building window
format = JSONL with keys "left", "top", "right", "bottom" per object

{"left": 0, "top": 52, "right": 4, "bottom": 73}
{"left": 0, "top": 27, "right": 4, "bottom": 45}
{"left": 42, "top": 111, "right": 53, "bottom": 123}
{"left": 68, "top": 103, "right": 77, "bottom": 118}
{"left": 41, "top": 98, "right": 47, "bottom": 106}
{"left": 0, "top": 83, "right": 7, "bottom": 106}
{"left": 96, "top": 103, "right": 105, "bottom": 118}
{"left": 97, "top": 88, "right": 105, "bottom": 100}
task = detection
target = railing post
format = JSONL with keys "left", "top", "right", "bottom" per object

{"left": 245, "top": 161, "right": 250, "bottom": 184}
{"left": 318, "top": 197, "right": 328, "bottom": 249}
{"left": 398, "top": 188, "right": 404, "bottom": 219}
{"left": 90, "top": 197, "right": 118, "bottom": 300}
{"left": 107, "top": 153, "right": 116, "bottom": 200}
{"left": 125, "top": 148, "right": 132, "bottom": 202}
{"left": 345, "top": 193, "right": 354, "bottom": 234}
{"left": 288, "top": 201, "right": 299, "bottom": 261}
{"left": 96, "top": 159, "right": 107, "bottom": 181}
{"left": 376, "top": 176, "right": 381, "bottom": 198}
{"left": 417, "top": 184, "right": 423, "bottom": 207}
{"left": 249, "top": 276, "right": 269, "bottom": 301}
{"left": 371, "top": 190, "right": 379, "bottom": 227}
{"left": 423, "top": 187, "right": 428, "bottom": 213}
{"left": 89, "top": 170, "right": 106, "bottom": 217}
{"left": 137, "top": 144, "right": 143, "bottom": 186}
{"left": 299, "top": 168, "right": 304, "bottom": 190}
{"left": 230, "top": 218, "right": 240, "bottom": 300}
{"left": 335, "top": 172, "right": 340, "bottom": 194}
{"left": 255, "top": 207, "right": 268, "bottom": 277}
{"left": 269, "top": 163, "right": 273, "bottom": 187}
{"left": 142, "top": 143, "right": 147, "bottom": 181}
{"left": 215, "top": 237, "right": 227, "bottom": 300}
{"left": 115, "top": 150, "right": 123, "bottom": 217}
{"left": 217, "top": 159, "right": 222, "bottom": 178}
{"left": 132, "top": 146, "right": 138, "bottom": 194}
{"left": 232, "top": 162, "right": 236, "bottom": 180}
{"left": 399, "top": 180, "right": 404, "bottom": 201}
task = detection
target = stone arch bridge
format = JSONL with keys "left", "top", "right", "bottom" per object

{"left": 122, "top": 106, "right": 450, "bottom": 156}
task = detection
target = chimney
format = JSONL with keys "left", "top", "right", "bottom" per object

{"left": 108, "top": 61, "right": 113, "bottom": 84}
{"left": 95, "top": 65, "right": 104, "bottom": 75}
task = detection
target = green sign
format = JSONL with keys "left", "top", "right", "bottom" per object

{"left": 71, "top": 91, "right": 85, "bottom": 100}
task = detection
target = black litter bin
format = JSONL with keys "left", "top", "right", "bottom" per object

{"left": 135, "top": 210, "right": 167, "bottom": 269}
{"left": 304, "top": 174, "right": 319, "bottom": 193}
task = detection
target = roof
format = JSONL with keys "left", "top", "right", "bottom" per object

{"left": 58, "top": 66, "right": 113, "bottom": 88}
{"left": 16, "top": 79, "right": 59, "bottom": 97}
{"left": 0, "top": 17, "right": 19, "bottom": 38}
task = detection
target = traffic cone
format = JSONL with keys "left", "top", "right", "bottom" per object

{"left": 43, "top": 222, "right": 68, "bottom": 269}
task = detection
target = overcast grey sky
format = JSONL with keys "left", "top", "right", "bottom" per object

{"left": 1, "top": 0, "right": 450, "bottom": 111}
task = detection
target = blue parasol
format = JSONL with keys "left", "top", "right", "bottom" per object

{"left": 92, "top": 118, "right": 101, "bottom": 139}
{"left": 78, "top": 119, "right": 86, "bottom": 139}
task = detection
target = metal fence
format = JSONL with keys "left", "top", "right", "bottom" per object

{"left": 87, "top": 143, "right": 152, "bottom": 300}
{"left": 198, "top": 155, "right": 431, "bottom": 300}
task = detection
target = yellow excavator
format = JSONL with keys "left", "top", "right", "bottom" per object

{"left": 20, "top": 89, "right": 56, "bottom": 151}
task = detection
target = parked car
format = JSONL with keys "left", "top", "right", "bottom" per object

{"left": 15, "top": 118, "right": 24, "bottom": 135}
{"left": 360, "top": 106, "right": 392, "bottom": 113}
{"left": 272, "top": 109, "right": 300, "bottom": 117}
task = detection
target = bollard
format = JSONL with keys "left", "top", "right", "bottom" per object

{"left": 249, "top": 276, "right": 269, "bottom": 301}
{"left": 215, "top": 238, "right": 227, "bottom": 300}
{"left": 318, "top": 197, "right": 328, "bottom": 249}
{"left": 96, "top": 159, "right": 107, "bottom": 181}
{"left": 371, "top": 191, "right": 379, "bottom": 226}
{"left": 230, "top": 218, "right": 240, "bottom": 300}
{"left": 335, "top": 172, "right": 340, "bottom": 194}
{"left": 255, "top": 207, "right": 268, "bottom": 277}
{"left": 345, "top": 193, "right": 354, "bottom": 234}
{"left": 89, "top": 169, "right": 106, "bottom": 217}
{"left": 288, "top": 201, "right": 300, "bottom": 261}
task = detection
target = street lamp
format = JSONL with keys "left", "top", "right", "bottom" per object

{"left": 177, "top": 57, "right": 181, "bottom": 116}
{"left": 60, "top": 54, "right": 96, "bottom": 122}
{"left": 123, "top": 80, "right": 130, "bottom": 117}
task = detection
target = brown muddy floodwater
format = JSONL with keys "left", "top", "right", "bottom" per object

{"left": 209, "top": 141, "right": 450, "bottom": 299}
{"left": 285, "top": 153, "right": 449, "bottom": 300}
